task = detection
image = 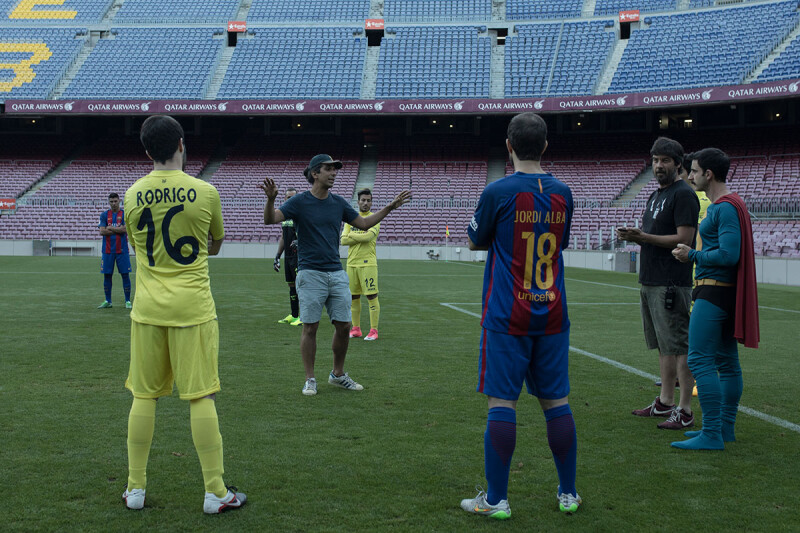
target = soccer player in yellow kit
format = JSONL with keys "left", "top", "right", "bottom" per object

{"left": 342, "top": 189, "right": 381, "bottom": 341}
{"left": 122, "top": 115, "right": 245, "bottom": 514}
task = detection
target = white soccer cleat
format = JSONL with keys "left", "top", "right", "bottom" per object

{"left": 204, "top": 486, "right": 247, "bottom": 514}
{"left": 460, "top": 488, "right": 511, "bottom": 520}
{"left": 122, "top": 488, "right": 145, "bottom": 510}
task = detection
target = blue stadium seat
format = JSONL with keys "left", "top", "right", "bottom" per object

{"left": 114, "top": 0, "right": 238, "bottom": 23}
{"left": 0, "top": 0, "right": 110, "bottom": 23}
{"left": 247, "top": 0, "right": 369, "bottom": 22}
{"left": 375, "top": 26, "right": 490, "bottom": 99}
{"left": 608, "top": 2, "right": 800, "bottom": 93}
{"left": 62, "top": 28, "right": 222, "bottom": 99}
{"left": 0, "top": 28, "right": 87, "bottom": 101}
{"left": 217, "top": 28, "right": 366, "bottom": 99}
{"left": 506, "top": 0, "right": 582, "bottom": 20}
{"left": 384, "top": 0, "right": 490, "bottom": 22}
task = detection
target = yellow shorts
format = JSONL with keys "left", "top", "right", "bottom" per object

{"left": 125, "top": 319, "right": 220, "bottom": 400}
{"left": 348, "top": 265, "right": 378, "bottom": 296}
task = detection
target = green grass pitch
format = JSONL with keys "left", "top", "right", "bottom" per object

{"left": 2, "top": 256, "right": 799, "bottom": 532}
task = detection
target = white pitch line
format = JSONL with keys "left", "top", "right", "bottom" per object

{"left": 440, "top": 302, "right": 800, "bottom": 435}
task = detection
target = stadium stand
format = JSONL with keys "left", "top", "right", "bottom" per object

{"left": 504, "top": 23, "right": 561, "bottom": 97}
{"left": 0, "top": 0, "right": 110, "bottom": 24}
{"left": 0, "top": 135, "right": 212, "bottom": 240}
{"left": 688, "top": 0, "right": 716, "bottom": 7}
{"left": 758, "top": 33, "right": 800, "bottom": 82}
{"left": 594, "top": 0, "right": 676, "bottom": 16}
{"left": 0, "top": 135, "right": 76, "bottom": 198}
{"left": 547, "top": 21, "right": 616, "bottom": 96}
{"left": 62, "top": 28, "right": 222, "bottom": 99}
{"left": 384, "top": 0, "right": 491, "bottom": 22}
{"left": 505, "top": 20, "right": 615, "bottom": 97}
{"left": 376, "top": 26, "right": 490, "bottom": 99}
{"left": 506, "top": 0, "right": 583, "bottom": 20}
{"left": 247, "top": 0, "right": 370, "bottom": 23}
{"left": 113, "top": 0, "right": 239, "bottom": 23}
{"left": 607, "top": 2, "right": 800, "bottom": 93}
{"left": 217, "top": 28, "right": 365, "bottom": 99}
{"left": 0, "top": 28, "right": 87, "bottom": 100}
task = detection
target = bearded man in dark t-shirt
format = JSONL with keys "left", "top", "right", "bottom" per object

{"left": 617, "top": 137, "right": 700, "bottom": 431}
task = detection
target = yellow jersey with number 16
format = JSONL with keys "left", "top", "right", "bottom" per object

{"left": 124, "top": 169, "right": 225, "bottom": 327}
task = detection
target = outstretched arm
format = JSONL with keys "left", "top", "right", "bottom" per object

{"left": 350, "top": 190, "right": 411, "bottom": 230}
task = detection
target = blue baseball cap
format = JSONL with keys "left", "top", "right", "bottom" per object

{"left": 304, "top": 154, "right": 343, "bottom": 178}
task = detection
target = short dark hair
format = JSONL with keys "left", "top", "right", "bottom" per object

{"left": 108, "top": 193, "right": 119, "bottom": 199}
{"left": 693, "top": 147, "right": 730, "bottom": 183}
{"left": 357, "top": 188, "right": 372, "bottom": 199}
{"left": 650, "top": 137, "right": 684, "bottom": 166}
{"left": 140, "top": 115, "right": 184, "bottom": 164}
{"left": 507, "top": 113, "right": 547, "bottom": 161}
{"left": 286, "top": 187, "right": 297, "bottom": 193}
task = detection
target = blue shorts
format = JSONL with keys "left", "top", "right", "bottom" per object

{"left": 477, "top": 328, "right": 570, "bottom": 401}
{"left": 101, "top": 252, "right": 131, "bottom": 274}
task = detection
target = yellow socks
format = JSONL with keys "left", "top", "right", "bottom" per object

{"left": 127, "top": 397, "right": 156, "bottom": 490}
{"left": 351, "top": 297, "right": 362, "bottom": 328}
{"left": 368, "top": 297, "right": 380, "bottom": 330}
{"left": 190, "top": 398, "right": 226, "bottom": 497}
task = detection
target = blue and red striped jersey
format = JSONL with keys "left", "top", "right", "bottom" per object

{"left": 468, "top": 172, "right": 573, "bottom": 336}
{"left": 99, "top": 209, "right": 128, "bottom": 254}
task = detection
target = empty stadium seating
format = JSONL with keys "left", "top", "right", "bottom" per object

{"left": 247, "top": 0, "right": 369, "bottom": 22}
{"left": 0, "top": 135, "right": 76, "bottom": 197}
{"left": 758, "top": 33, "right": 800, "bottom": 83}
{"left": 506, "top": 20, "right": 615, "bottom": 96}
{"left": 506, "top": 0, "right": 582, "bottom": 20}
{"left": 0, "top": 28, "right": 86, "bottom": 100}
{"left": 608, "top": 2, "right": 800, "bottom": 93}
{"left": 1, "top": 0, "right": 110, "bottom": 23}
{"left": 114, "top": 0, "right": 239, "bottom": 23}
{"left": 62, "top": 28, "right": 222, "bottom": 99}
{"left": 594, "top": 0, "right": 675, "bottom": 16}
{"left": 217, "top": 28, "right": 365, "bottom": 99}
{"left": 376, "top": 26, "right": 490, "bottom": 99}
{"left": 384, "top": 0, "right": 490, "bottom": 22}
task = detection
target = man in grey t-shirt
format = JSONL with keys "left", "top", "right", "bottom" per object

{"left": 260, "top": 154, "right": 411, "bottom": 396}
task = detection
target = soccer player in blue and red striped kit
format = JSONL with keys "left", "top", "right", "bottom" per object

{"left": 461, "top": 112, "right": 580, "bottom": 519}
{"left": 98, "top": 192, "right": 132, "bottom": 309}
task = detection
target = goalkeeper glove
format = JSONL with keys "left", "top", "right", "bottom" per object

{"left": 273, "top": 257, "right": 280, "bottom": 272}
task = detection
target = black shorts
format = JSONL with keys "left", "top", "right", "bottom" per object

{"left": 284, "top": 256, "right": 298, "bottom": 284}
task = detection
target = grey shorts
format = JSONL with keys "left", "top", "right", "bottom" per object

{"left": 640, "top": 285, "right": 691, "bottom": 356}
{"left": 296, "top": 269, "right": 352, "bottom": 324}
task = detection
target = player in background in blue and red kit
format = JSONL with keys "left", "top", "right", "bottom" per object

{"left": 98, "top": 192, "right": 132, "bottom": 309}
{"left": 461, "top": 112, "right": 579, "bottom": 520}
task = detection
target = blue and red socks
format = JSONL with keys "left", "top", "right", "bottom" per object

{"left": 544, "top": 404, "right": 577, "bottom": 497}
{"left": 484, "top": 406, "right": 516, "bottom": 505}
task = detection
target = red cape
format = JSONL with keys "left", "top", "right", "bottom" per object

{"left": 717, "top": 193, "right": 759, "bottom": 348}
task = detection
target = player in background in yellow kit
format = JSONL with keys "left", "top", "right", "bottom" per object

{"left": 341, "top": 189, "right": 381, "bottom": 341}
{"left": 122, "top": 115, "right": 245, "bottom": 514}
{"left": 683, "top": 152, "right": 711, "bottom": 396}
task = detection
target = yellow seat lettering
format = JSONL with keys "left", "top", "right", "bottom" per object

{"left": 10, "top": 0, "right": 77, "bottom": 19}
{"left": 0, "top": 43, "right": 51, "bottom": 92}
